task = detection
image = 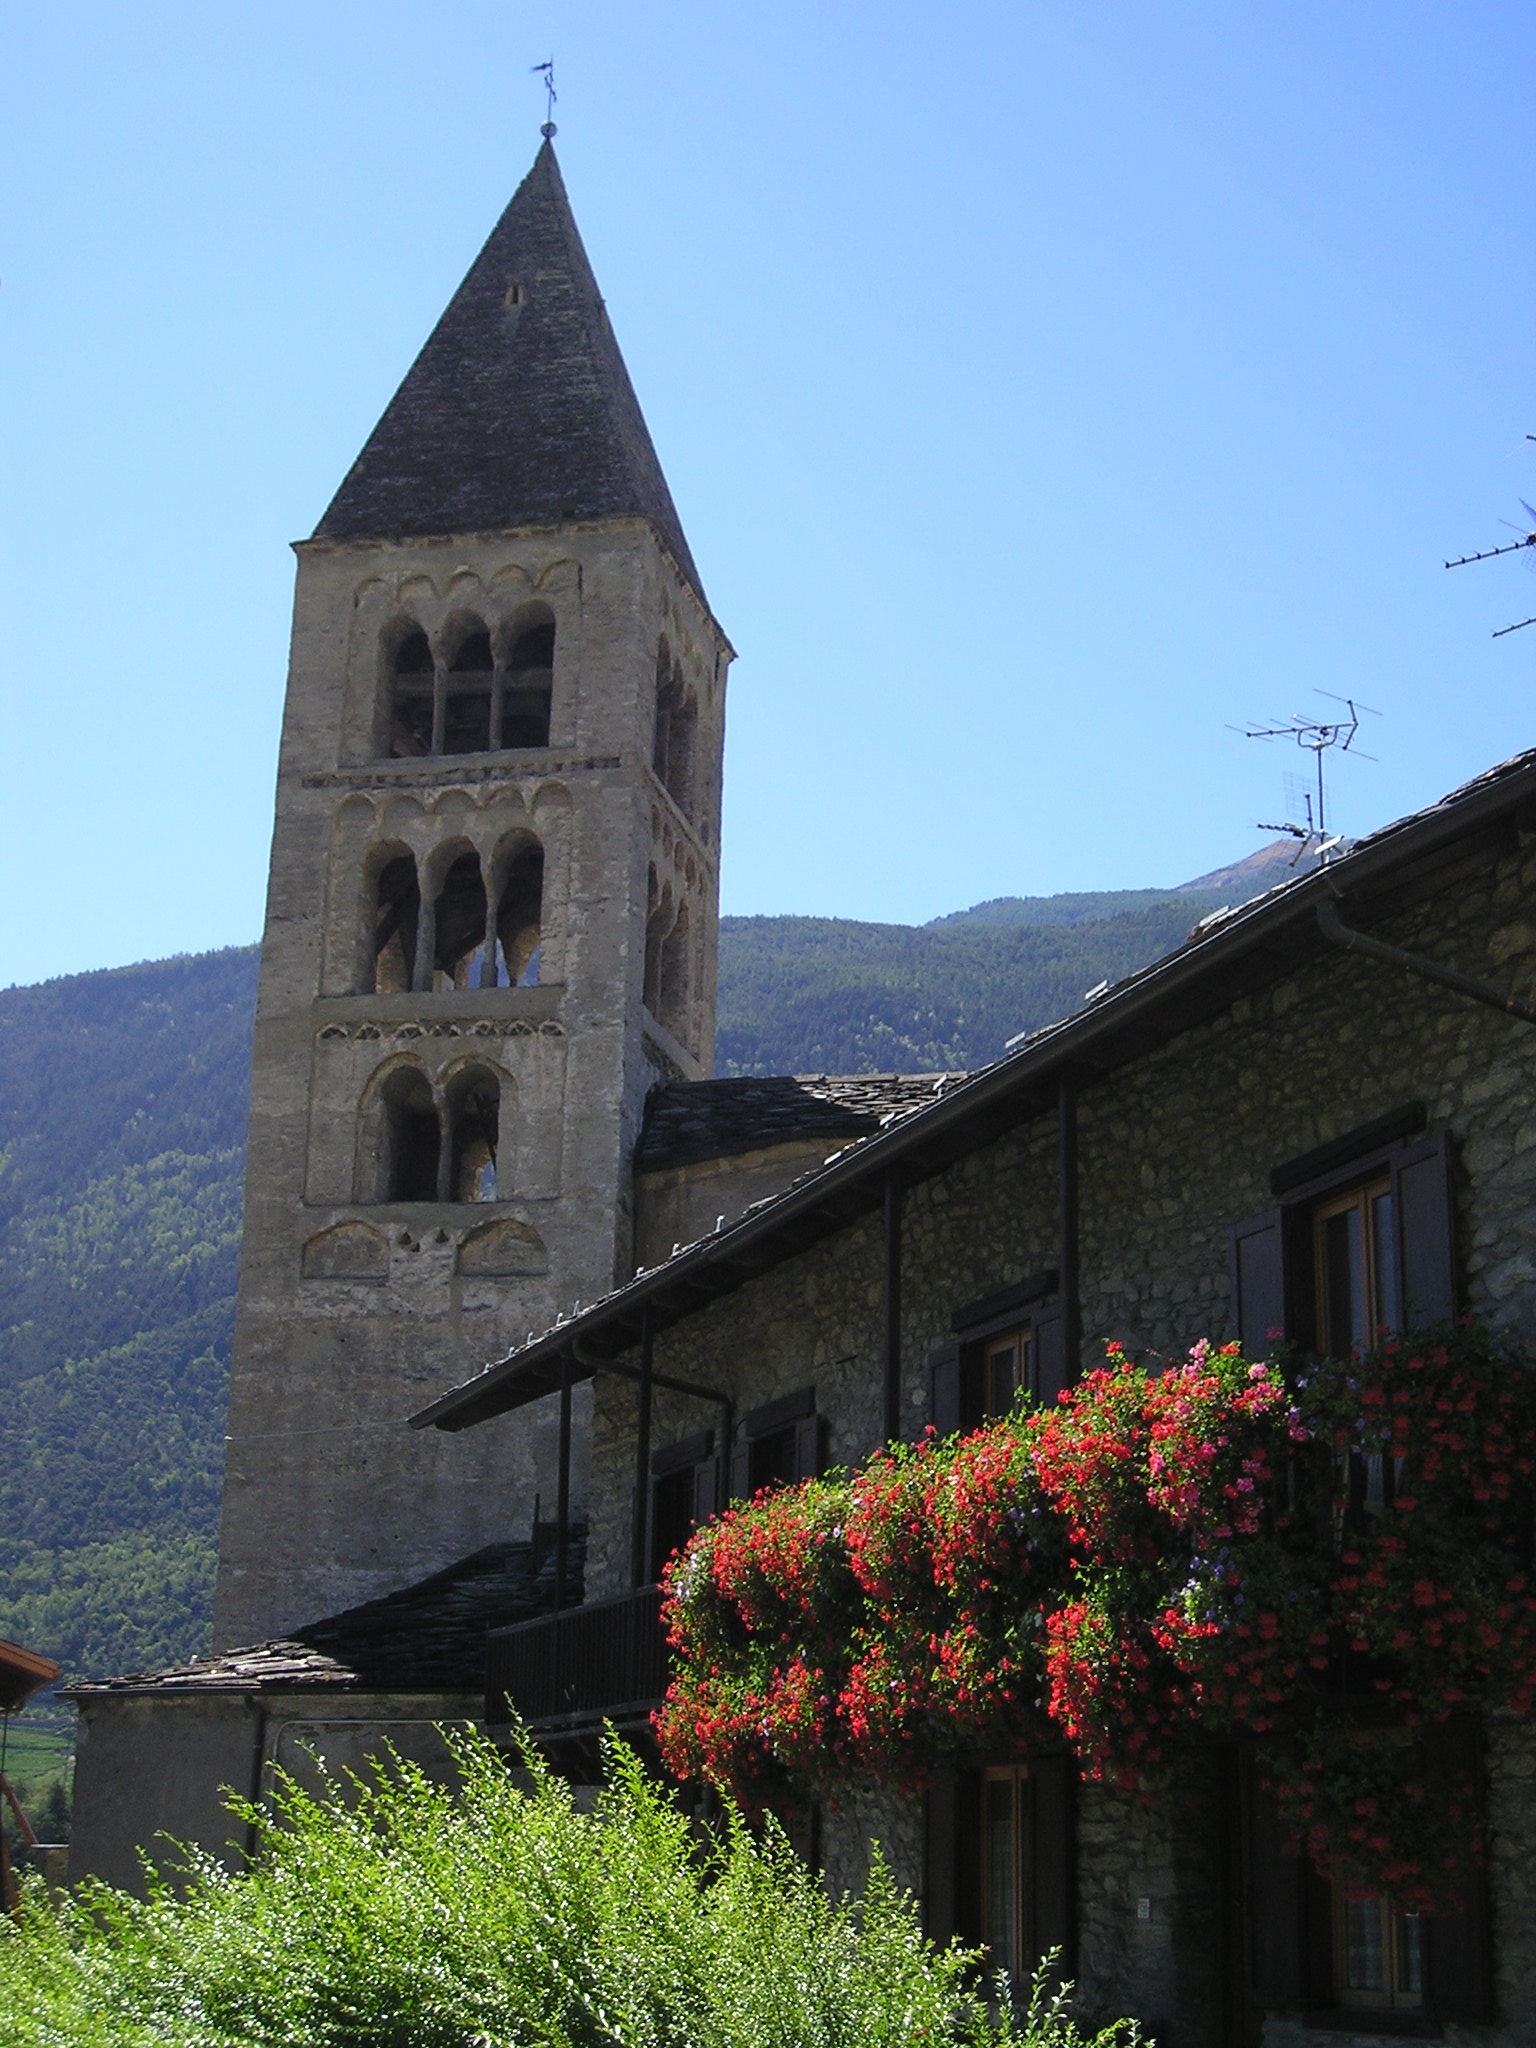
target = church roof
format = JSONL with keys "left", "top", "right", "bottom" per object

{"left": 636, "top": 1074, "right": 965, "bottom": 1174}
{"left": 314, "top": 142, "right": 702, "bottom": 599}
{"left": 61, "top": 1530, "right": 585, "bottom": 1697}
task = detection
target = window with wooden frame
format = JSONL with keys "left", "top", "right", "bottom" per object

{"left": 983, "top": 1764, "right": 1032, "bottom": 1982}
{"left": 1314, "top": 1176, "right": 1401, "bottom": 1357}
{"left": 728, "top": 1388, "right": 823, "bottom": 1502}
{"left": 930, "top": 1271, "right": 1065, "bottom": 1437}
{"left": 1241, "top": 1723, "right": 1489, "bottom": 2026}
{"left": 649, "top": 1430, "right": 718, "bottom": 1584}
{"left": 1334, "top": 1884, "right": 1423, "bottom": 2013}
{"left": 1229, "top": 1113, "right": 1455, "bottom": 1360}
{"left": 925, "top": 1757, "right": 1076, "bottom": 1983}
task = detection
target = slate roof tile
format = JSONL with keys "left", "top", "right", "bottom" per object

{"left": 314, "top": 143, "right": 702, "bottom": 600}
{"left": 64, "top": 1528, "right": 586, "bottom": 1697}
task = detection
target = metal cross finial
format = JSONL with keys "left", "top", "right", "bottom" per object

{"left": 532, "top": 59, "right": 557, "bottom": 138}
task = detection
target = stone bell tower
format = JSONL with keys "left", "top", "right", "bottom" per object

{"left": 213, "top": 139, "right": 732, "bottom": 1649}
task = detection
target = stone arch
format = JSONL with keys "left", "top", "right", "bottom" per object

{"left": 484, "top": 829, "right": 544, "bottom": 987}
{"left": 644, "top": 869, "right": 677, "bottom": 1020}
{"left": 456, "top": 1216, "right": 548, "bottom": 1277}
{"left": 442, "top": 1057, "right": 510, "bottom": 1203}
{"left": 419, "top": 838, "right": 487, "bottom": 991}
{"left": 441, "top": 610, "right": 494, "bottom": 755}
{"left": 357, "top": 1058, "right": 440, "bottom": 1204}
{"left": 496, "top": 601, "right": 555, "bottom": 750}
{"left": 658, "top": 899, "right": 691, "bottom": 1042}
{"left": 301, "top": 1219, "right": 389, "bottom": 1282}
{"left": 361, "top": 839, "right": 421, "bottom": 994}
{"left": 384, "top": 617, "right": 435, "bottom": 758}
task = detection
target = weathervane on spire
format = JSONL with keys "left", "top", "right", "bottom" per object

{"left": 532, "top": 59, "right": 557, "bottom": 138}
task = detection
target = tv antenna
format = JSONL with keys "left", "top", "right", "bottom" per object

{"left": 1231, "top": 691, "right": 1380, "bottom": 865}
{"left": 1445, "top": 437, "right": 1536, "bottom": 639}
{"left": 532, "top": 58, "right": 557, "bottom": 137}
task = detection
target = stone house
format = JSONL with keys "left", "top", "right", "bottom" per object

{"left": 417, "top": 745, "right": 1536, "bottom": 2048}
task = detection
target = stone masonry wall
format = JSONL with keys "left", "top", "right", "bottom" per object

{"left": 587, "top": 829, "right": 1536, "bottom": 2037}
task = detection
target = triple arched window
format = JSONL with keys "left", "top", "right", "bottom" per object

{"left": 363, "top": 838, "right": 544, "bottom": 995}
{"left": 385, "top": 610, "right": 554, "bottom": 759}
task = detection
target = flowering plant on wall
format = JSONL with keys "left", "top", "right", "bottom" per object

{"left": 656, "top": 1321, "right": 1536, "bottom": 1908}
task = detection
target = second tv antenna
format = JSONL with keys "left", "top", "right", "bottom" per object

{"left": 1231, "top": 692, "right": 1379, "bottom": 864}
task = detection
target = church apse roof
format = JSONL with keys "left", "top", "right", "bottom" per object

{"left": 636, "top": 1074, "right": 966, "bottom": 1175}
{"left": 314, "top": 141, "right": 702, "bottom": 599}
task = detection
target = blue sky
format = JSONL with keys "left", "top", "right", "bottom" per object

{"left": 2, "top": 2, "right": 1531, "bottom": 987}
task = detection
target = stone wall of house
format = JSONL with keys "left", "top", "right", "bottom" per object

{"left": 593, "top": 835, "right": 1536, "bottom": 1594}
{"left": 585, "top": 830, "right": 1536, "bottom": 2036}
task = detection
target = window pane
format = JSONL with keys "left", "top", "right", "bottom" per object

{"left": 1371, "top": 1190, "right": 1399, "bottom": 1334}
{"left": 1345, "top": 1895, "right": 1386, "bottom": 1992}
{"left": 985, "top": 1340, "right": 1017, "bottom": 1418}
{"left": 985, "top": 1778, "right": 1016, "bottom": 1976}
{"left": 1396, "top": 1912, "right": 1423, "bottom": 1999}
{"left": 1323, "top": 1205, "right": 1366, "bottom": 1353}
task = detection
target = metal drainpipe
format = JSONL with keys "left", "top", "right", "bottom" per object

{"left": 554, "top": 1355, "right": 571, "bottom": 1611}
{"left": 632, "top": 1310, "right": 653, "bottom": 1589}
{"left": 1316, "top": 898, "right": 1536, "bottom": 1029}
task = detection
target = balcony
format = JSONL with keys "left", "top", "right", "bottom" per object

{"left": 486, "top": 1586, "right": 668, "bottom": 1733}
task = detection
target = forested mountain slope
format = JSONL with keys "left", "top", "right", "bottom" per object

{"left": 1, "top": 860, "right": 1292, "bottom": 1681}
{"left": 0, "top": 951, "right": 257, "bottom": 1678}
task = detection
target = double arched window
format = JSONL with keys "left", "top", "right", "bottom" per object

{"left": 385, "top": 609, "right": 555, "bottom": 759}
{"left": 363, "top": 837, "right": 544, "bottom": 995}
{"left": 360, "top": 1059, "right": 509, "bottom": 1204}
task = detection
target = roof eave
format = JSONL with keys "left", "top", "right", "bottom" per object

{"left": 412, "top": 747, "right": 1536, "bottom": 1434}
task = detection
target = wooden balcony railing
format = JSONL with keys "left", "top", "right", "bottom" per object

{"left": 485, "top": 1586, "right": 668, "bottom": 1731}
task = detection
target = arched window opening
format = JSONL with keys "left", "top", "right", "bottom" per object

{"left": 652, "top": 643, "right": 696, "bottom": 820}
{"left": 444, "top": 626, "right": 494, "bottom": 755}
{"left": 501, "top": 619, "right": 554, "bottom": 749}
{"left": 651, "top": 644, "right": 674, "bottom": 785}
{"left": 643, "top": 878, "right": 673, "bottom": 1019}
{"left": 447, "top": 1068, "right": 501, "bottom": 1202}
{"left": 432, "top": 852, "right": 488, "bottom": 990}
{"left": 390, "top": 630, "right": 435, "bottom": 758}
{"left": 380, "top": 1068, "right": 440, "bottom": 1203}
{"left": 658, "top": 903, "right": 690, "bottom": 1040}
{"left": 491, "top": 841, "right": 544, "bottom": 988}
{"left": 370, "top": 853, "right": 420, "bottom": 994}
{"left": 667, "top": 691, "right": 698, "bottom": 819}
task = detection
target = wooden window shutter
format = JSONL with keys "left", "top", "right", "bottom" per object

{"left": 793, "top": 1412, "right": 824, "bottom": 1483}
{"left": 924, "top": 1771, "right": 959, "bottom": 1945}
{"left": 1423, "top": 1717, "right": 1491, "bottom": 2022}
{"left": 929, "top": 1341, "right": 962, "bottom": 1435}
{"left": 727, "top": 1439, "right": 751, "bottom": 1502}
{"left": 1028, "top": 1753, "right": 1076, "bottom": 1977}
{"left": 1230, "top": 1209, "right": 1287, "bottom": 1356}
{"left": 691, "top": 1454, "right": 721, "bottom": 1525}
{"left": 1242, "top": 1750, "right": 1309, "bottom": 2007}
{"left": 1032, "top": 1302, "right": 1068, "bottom": 1406}
{"left": 1392, "top": 1130, "right": 1458, "bottom": 1329}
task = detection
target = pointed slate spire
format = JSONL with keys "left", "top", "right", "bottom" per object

{"left": 315, "top": 142, "right": 702, "bottom": 598}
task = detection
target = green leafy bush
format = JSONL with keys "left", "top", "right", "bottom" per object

{"left": 0, "top": 1729, "right": 1141, "bottom": 2048}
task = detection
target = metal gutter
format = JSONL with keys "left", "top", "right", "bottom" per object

{"left": 1316, "top": 897, "right": 1536, "bottom": 1028}
{"left": 412, "top": 747, "right": 1536, "bottom": 1433}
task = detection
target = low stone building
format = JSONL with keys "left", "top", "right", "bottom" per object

{"left": 419, "top": 745, "right": 1536, "bottom": 2047}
